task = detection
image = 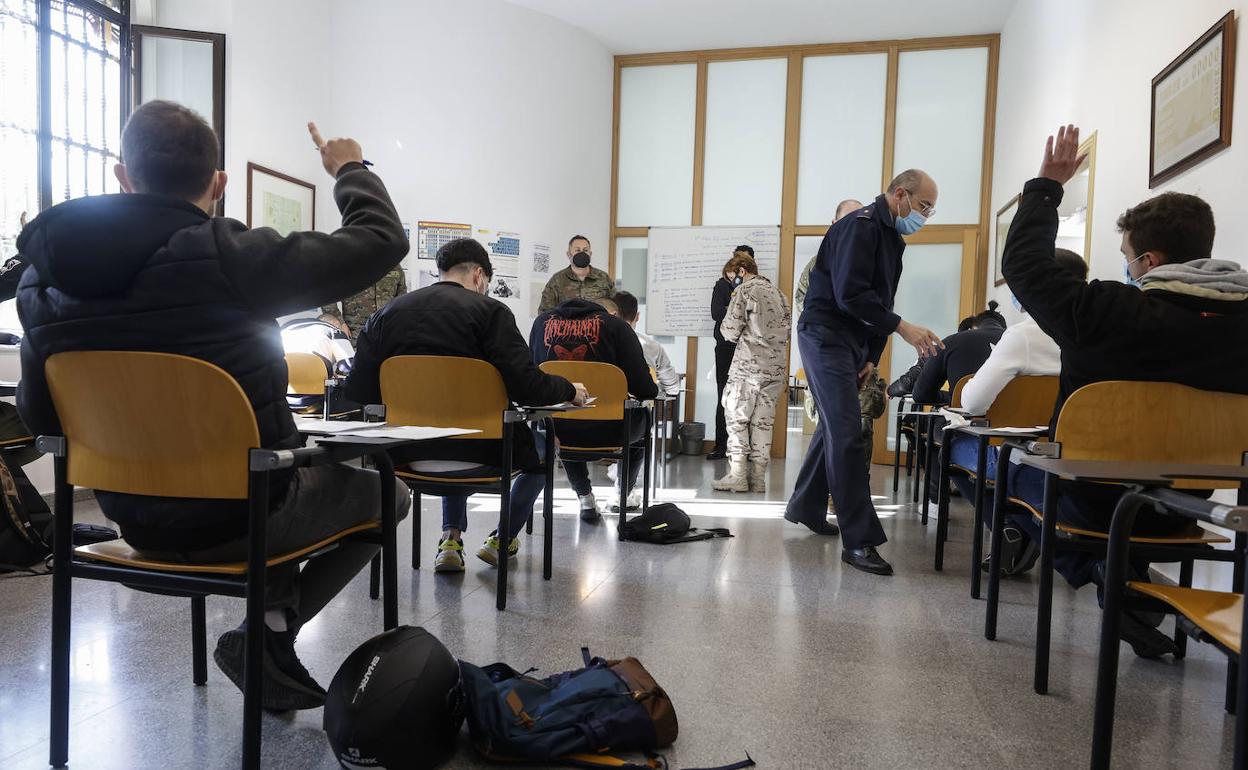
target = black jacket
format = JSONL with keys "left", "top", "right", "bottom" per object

{"left": 711, "top": 277, "right": 736, "bottom": 348}
{"left": 345, "top": 281, "right": 575, "bottom": 470}
{"left": 530, "top": 299, "right": 658, "bottom": 445}
{"left": 16, "top": 163, "right": 408, "bottom": 549}
{"left": 1004, "top": 177, "right": 1248, "bottom": 430}
{"left": 799, "top": 196, "right": 904, "bottom": 364}
{"left": 911, "top": 321, "right": 1005, "bottom": 405}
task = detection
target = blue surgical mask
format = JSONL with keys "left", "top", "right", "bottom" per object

{"left": 732, "top": 274, "right": 743, "bottom": 287}
{"left": 894, "top": 191, "right": 927, "bottom": 235}
{"left": 1123, "top": 253, "right": 1146, "bottom": 287}
{"left": 1011, "top": 294, "right": 1024, "bottom": 313}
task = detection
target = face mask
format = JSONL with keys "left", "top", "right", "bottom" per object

{"left": 894, "top": 191, "right": 927, "bottom": 235}
{"left": 571, "top": 252, "right": 591, "bottom": 269}
{"left": 1123, "top": 253, "right": 1146, "bottom": 287}
{"left": 732, "top": 274, "right": 743, "bottom": 287}
{"left": 477, "top": 270, "right": 491, "bottom": 295}
{"left": 1011, "top": 294, "right": 1024, "bottom": 313}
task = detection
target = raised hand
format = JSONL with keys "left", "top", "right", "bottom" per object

{"left": 307, "top": 121, "right": 364, "bottom": 178}
{"left": 1038, "top": 124, "right": 1088, "bottom": 186}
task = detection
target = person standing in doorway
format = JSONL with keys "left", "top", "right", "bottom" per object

{"left": 707, "top": 245, "right": 754, "bottom": 460}
{"left": 785, "top": 169, "right": 944, "bottom": 576}
{"left": 538, "top": 235, "right": 613, "bottom": 313}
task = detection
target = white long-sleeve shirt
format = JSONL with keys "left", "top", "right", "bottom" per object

{"left": 636, "top": 328, "right": 681, "bottom": 396}
{"left": 960, "top": 314, "right": 1061, "bottom": 416}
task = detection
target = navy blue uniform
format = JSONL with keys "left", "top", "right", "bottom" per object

{"left": 787, "top": 195, "right": 905, "bottom": 548}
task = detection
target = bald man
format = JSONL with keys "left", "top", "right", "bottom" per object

{"left": 785, "top": 170, "right": 943, "bottom": 575}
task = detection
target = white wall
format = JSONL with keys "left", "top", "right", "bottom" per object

{"left": 988, "top": 0, "right": 1248, "bottom": 319}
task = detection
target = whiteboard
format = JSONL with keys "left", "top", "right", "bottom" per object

{"left": 646, "top": 225, "right": 780, "bottom": 337}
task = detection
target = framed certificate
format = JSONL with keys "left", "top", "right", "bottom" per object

{"left": 1150, "top": 11, "right": 1237, "bottom": 188}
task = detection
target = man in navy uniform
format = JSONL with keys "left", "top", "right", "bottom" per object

{"left": 785, "top": 170, "right": 944, "bottom": 575}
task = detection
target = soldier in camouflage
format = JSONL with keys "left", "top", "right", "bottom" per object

{"left": 320, "top": 263, "right": 407, "bottom": 342}
{"left": 712, "top": 254, "right": 791, "bottom": 494}
{"left": 538, "top": 235, "right": 614, "bottom": 313}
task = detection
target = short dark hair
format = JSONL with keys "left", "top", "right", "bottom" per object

{"left": 121, "top": 100, "right": 219, "bottom": 199}
{"left": 436, "top": 238, "right": 493, "bottom": 278}
{"left": 1053, "top": 248, "right": 1088, "bottom": 280}
{"left": 972, "top": 300, "right": 1006, "bottom": 330}
{"left": 957, "top": 315, "right": 976, "bottom": 333}
{"left": 595, "top": 297, "right": 619, "bottom": 315}
{"left": 734, "top": 244, "right": 755, "bottom": 257}
{"left": 613, "top": 291, "right": 639, "bottom": 322}
{"left": 1116, "top": 192, "right": 1215, "bottom": 264}
{"left": 568, "top": 234, "right": 590, "bottom": 247}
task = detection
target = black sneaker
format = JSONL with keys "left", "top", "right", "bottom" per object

{"left": 213, "top": 627, "right": 326, "bottom": 711}
{"left": 706, "top": 447, "right": 727, "bottom": 461}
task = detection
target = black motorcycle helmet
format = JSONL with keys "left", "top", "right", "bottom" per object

{"left": 323, "top": 626, "right": 465, "bottom": 769}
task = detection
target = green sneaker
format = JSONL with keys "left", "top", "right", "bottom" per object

{"left": 476, "top": 532, "right": 520, "bottom": 567}
{"left": 434, "top": 538, "right": 465, "bottom": 573}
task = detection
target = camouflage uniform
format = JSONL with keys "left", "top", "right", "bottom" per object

{"left": 719, "top": 275, "right": 791, "bottom": 465}
{"left": 538, "top": 266, "right": 614, "bottom": 313}
{"left": 321, "top": 265, "right": 407, "bottom": 342}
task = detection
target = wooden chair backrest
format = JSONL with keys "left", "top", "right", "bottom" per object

{"left": 1056, "top": 380, "right": 1248, "bottom": 490}
{"left": 45, "top": 351, "right": 259, "bottom": 499}
{"left": 380, "top": 356, "right": 506, "bottom": 440}
{"left": 285, "top": 352, "right": 329, "bottom": 396}
{"left": 986, "top": 375, "right": 1060, "bottom": 428}
{"left": 950, "top": 374, "right": 972, "bottom": 409}
{"left": 539, "top": 361, "right": 626, "bottom": 421}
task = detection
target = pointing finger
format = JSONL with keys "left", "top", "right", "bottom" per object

{"left": 307, "top": 121, "right": 326, "bottom": 150}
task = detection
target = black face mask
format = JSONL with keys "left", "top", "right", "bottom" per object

{"left": 571, "top": 252, "right": 591, "bottom": 269}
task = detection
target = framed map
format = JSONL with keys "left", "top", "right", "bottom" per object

{"left": 246, "top": 162, "right": 315, "bottom": 236}
{"left": 993, "top": 194, "right": 1018, "bottom": 288}
{"left": 1150, "top": 11, "right": 1237, "bottom": 188}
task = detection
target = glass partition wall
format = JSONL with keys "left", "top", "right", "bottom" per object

{"left": 609, "top": 36, "right": 999, "bottom": 462}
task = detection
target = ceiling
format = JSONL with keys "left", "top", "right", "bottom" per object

{"left": 503, "top": 0, "right": 1018, "bottom": 54}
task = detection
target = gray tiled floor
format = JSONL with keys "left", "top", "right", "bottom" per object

{"left": 0, "top": 431, "right": 1239, "bottom": 769}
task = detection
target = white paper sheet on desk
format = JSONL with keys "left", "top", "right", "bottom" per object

{"left": 338, "top": 426, "right": 479, "bottom": 440}
{"left": 296, "top": 419, "right": 384, "bottom": 434}
{"left": 531, "top": 397, "right": 596, "bottom": 410}
{"left": 990, "top": 426, "right": 1048, "bottom": 434}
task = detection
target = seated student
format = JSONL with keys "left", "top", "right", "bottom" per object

{"left": 886, "top": 316, "right": 976, "bottom": 398}
{"left": 14, "top": 101, "right": 412, "bottom": 709}
{"left": 613, "top": 291, "right": 680, "bottom": 397}
{"left": 910, "top": 303, "right": 1007, "bottom": 405}
{"left": 947, "top": 249, "right": 1088, "bottom": 575}
{"left": 344, "top": 238, "right": 585, "bottom": 572}
{"left": 1003, "top": 124, "right": 1248, "bottom": 657}
{"left": 530, "top": 297, "right": 659, "bottom": 520}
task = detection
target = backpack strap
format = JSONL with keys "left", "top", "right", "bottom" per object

{"left": 655, "top": 528, "right": 734, "bottom": 545}
{"left": 561, "top": 754, "right": 666, "bottom": 769}
{"left": 581, "top": 646, "right": 592, "bottom": 667}
{"left": 684, "top": 754, "right": 756, "bottom": 770}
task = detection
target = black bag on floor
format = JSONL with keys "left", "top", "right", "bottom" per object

{"left": 0, "top": 451, "right": 53, "bottom": 571}
{"left": 619, "top": 503, "right": 732, "bottom": 545}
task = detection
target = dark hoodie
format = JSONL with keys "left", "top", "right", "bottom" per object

{"left": 910, "top": 319, "right": 1006, "bottom": 405}
{"left": 529, "top": 299, "right": 658, "bottom": 444}
{"left": 15, "top": 162, "right": 407, "bottom": 549}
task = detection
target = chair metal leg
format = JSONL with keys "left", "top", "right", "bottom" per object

{"left": 893, "top": 406, "right": 904, "bottom": 494}
{"left": 912, "top": 417, "right": 924, "bottom": 504}
{"left": 375, "top": 453, "right": 398, "bottom": 631}
{"left": 984, "top": 445, "right": 1013, "bottom": 640}
{"left": 935, "top": 431, "right": 952, "bottom": 571}
{"left": 49, "top": 455, "right": 73, "bottom": 769}
{"left": 921, "top": 426, "right": 936, "bottom": 525}
{"left": 971, "top": 437, "right": 990, "bottom": 600}
{"left": 191, "top": 596, "right": 208, "bottom": 685}
{"left": 641, "top": 406, "right": 652, "bottom": 515}
{"left": 411, "top": 491, "right": 422, "bottom": 570}
{"left": 368, "top": 554, "right": 380, "bottom": 600}
{"left": 618, "top": 409, "right": 631, "bottom": 540}
{"left": 243, "top": 470, "right": 270, "bottom": 770}
{"left": 543, "top": 417, "right": 554, "bottom": 582}
{"left": 496, "top": 420, "right": 514, "bottom": 611}
{"left": 1034, "top": 471, "right": 1059, "bottom": 695}
{"left": 1174, "top": 558, "right": 1194, "bottom": 658}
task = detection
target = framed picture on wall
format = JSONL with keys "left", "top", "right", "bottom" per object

{"left": 993, "top": 194, "right": 1019, "bottom": 287}
{"left": 1149, "top": 11, "right": 1237, "bottom": 188}
{"left": 246, "top": 163, "right": 315, "bottom": 236}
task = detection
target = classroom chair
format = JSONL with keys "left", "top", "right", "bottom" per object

{"left": 916, "top": 375, "right": 973, "bottom": 525}
{"left": 377, "top": 355, "right": 555, "bottom": 611}
{"left": 891, "top": 394, "right": 919, "bottom": 495}
{"left": 284, "top": 351, "right": 356, "bottom": 419}
{"left": 983, "top": 380, "right": 1246, "bottom": 696}
{"left": 1091, "top": 486, "right": 1248, "bottom": 768}
{"left": 539, "top": 360, "right": 651, "bottom": 539}
{"left": 41, "top": 351, "right": 398, "bottom": 770}
{"left": 932, "top": 374, "right": 1059, "bottom": 588}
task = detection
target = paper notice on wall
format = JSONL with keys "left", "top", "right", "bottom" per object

{"left": 532, "top": 242, "right": 551, "bottom": 275}
{"left": 476, "top": 228, "right": 522, "bottom": 303}
{"left": 410, "top": 220, "right": 471, "bottom": 290}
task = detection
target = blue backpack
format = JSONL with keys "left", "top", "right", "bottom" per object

{"left": 459, "top": 648, "right": 753, "bottom": 770}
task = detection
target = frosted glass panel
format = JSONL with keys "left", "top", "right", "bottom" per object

{"left": 702, "top": 58, "right": 787, "bottom": 225}
{"left": 893, "top": 48, "right": 988, "bottom": 225}
{"left": 617, "top": 64, "right": 697, "bottom": 227}
{"left": 789, "top": 235, "right": 825, "bottom": 375}
{"left": 885, "top": 242, "right": 964, "bottom": 449}
{"left": 613, "top": 237, "right": 687, "bottom": 382}
{"left": 797, "top": 53, "right": 887, "bottom": 225}
{"left": 694, "top": 340, "right": 717, "bottom": 431}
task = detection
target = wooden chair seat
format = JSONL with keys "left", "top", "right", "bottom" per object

{"left": 75, "top": 521, "right": 380, "bottom": 575}
{"left": 1127, "top": 583, "right": 1242, "bottom": 654}
{"left": 1008, "top": 497, "right": 1230, "bottom": 545}
{"left": 0, "top": 435, "right": 33, "bottom": 448}
{"left": 395, "top": 468, "right": 517, "bottom": 485}
{"left": 560, "top": 444, "right": 624, "bottom": 454}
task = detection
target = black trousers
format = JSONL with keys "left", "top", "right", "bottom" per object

{"left": 713, "top": 342, "right": 736, "bottom": 450}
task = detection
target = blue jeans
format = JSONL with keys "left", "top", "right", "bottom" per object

{"left": 947, "top": 434, "right": 998, "bottom": 503}
{"left": 441, "top": 427, "right": 548, "bottom": 540}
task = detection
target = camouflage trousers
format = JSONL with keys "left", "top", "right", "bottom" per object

{"left": 723, "top": 376, "right": 785, "bottom": 462}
